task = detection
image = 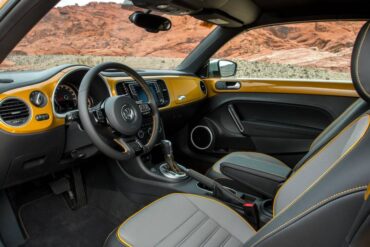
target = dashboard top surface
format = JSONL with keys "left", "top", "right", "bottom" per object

{"left": 0, "top": 65, "right": 196, "bottom": 94}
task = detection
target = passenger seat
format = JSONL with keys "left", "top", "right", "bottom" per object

{"left": 207, "top": 83, "right": 369, "bottom": 197}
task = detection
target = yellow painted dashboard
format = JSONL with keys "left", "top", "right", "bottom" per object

{"left": 0, "top": 66, "right": 206, "bottom": 134}
{"left": 0, "top": 66, "right": 360, "bottom": 135}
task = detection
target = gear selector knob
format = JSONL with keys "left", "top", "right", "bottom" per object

{"left": 161, "top": 140, "right": 173, "bottom": 156}
{"left": 161, "top": 139, "right": 182, "bottom": 173}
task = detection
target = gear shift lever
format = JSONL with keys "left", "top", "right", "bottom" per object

{"left": 161, "top": 140, "right": 181, "bottom": 173}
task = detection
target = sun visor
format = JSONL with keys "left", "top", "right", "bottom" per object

{"left": 131, "top": 0, "right": 203, "bottom": 15}
{"left": 192, "top": 10, "right": 244, "bottom": 28}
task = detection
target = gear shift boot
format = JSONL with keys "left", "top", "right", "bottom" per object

{"left": 159, "top": 163, "right": 187, "bottom": 180}
{"left": 160, "top": 140, "right": 187, "bottom": 180}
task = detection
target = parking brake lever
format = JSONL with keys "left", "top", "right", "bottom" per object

{"left": 179, "top": 166, "right": 245, "bottom": 206}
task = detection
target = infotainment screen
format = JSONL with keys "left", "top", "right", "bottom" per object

{"left": 132, "top": 83, "right": 159, "bottom": 104}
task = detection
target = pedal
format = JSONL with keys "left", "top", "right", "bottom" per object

{"left": 72, "top": 167, "right": 87, "bottom": 209}
{"left": 49, "top": 177, "right": 71, "bottom": 195}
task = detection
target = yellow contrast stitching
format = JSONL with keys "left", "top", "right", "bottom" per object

{"left": 355, "top": 23, "right": 370, "bottom": 97}
{"left": 273, "top": 115, "right": 370, "bottom": 216}
{"left": 116, "top": 193, "right": 176, "bottom": 247}
{"left": 116, "top": 193, "right": 255, "bottom": 246}
{"left": 365, "top": 184, "right": 370, "bottom": 201}
{"left": 251, "top": 186, "right": 367, "bottom": 247}
{"left": 184, "top": 193, "right": 256, "bottom": 232}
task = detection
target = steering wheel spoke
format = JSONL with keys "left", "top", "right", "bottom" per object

{"left": 89, "top": 102, "right": 106, "bottom": 125}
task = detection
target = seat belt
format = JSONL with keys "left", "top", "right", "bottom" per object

{"left": 344, "top": 184, "right": 370, "bottom": 246}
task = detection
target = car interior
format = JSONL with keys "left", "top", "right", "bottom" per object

{"left": 0, "top": 0, "right": 369, "bottom": 246}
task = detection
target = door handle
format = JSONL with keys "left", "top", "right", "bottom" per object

{"left": 228, "top": 104, "right": 246, "bottom": 134}
{"left": 216, "top": 81, "right": 241, "bottom": 90}
{"left": 226, "top": 82, "right": 241, "bottom": 89}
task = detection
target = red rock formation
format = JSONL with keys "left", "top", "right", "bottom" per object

{"left": 10, "top": 3, "right": 365, "bottom": 72}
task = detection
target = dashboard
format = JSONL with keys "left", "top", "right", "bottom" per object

{"left": 0, "top": 64, "right": 207, "bottom": 187}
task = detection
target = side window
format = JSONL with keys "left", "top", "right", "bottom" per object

{"left": 210, "top": 21, "right": 364, "bottom": 81}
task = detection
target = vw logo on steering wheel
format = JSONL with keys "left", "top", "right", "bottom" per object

{"left": 121, "top": 104, "right": 135, "bottom": 122}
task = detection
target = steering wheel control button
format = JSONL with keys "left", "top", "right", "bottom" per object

{"left": 35, "top": 114, "right": 50, "bottom": 121}
{"left": 139, "top": 104, "right": 151, "bottom": 115}
{"left": 30, "top": 91, "right": 47, "bottom": 108}
{"left": 130, "top": 140, "right": 143, "bottom": 153}
{"left": 138, "top": 130, "right": 145, "bottom": 139}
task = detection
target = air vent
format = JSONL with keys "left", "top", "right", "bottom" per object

{"left": 116, "top": 82, "right": 129, "bottom": 95}
{"left": 200, "top": 80, "right": 207, "bottom": 95}
{"left": 0, "top": 98, "right": 30, "bottom": 126}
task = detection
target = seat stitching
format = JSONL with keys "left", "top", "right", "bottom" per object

{"left": 184, "top": 194, "right": 256, "bottom": 233}
{"left": 154, "top": 209, "right": 200, "bottom": 246}
{"left": 273, "top": 114, "right": 370, "bottom": 216}
{"left": 175, "top": 215, "right": 209, "bottom": 247}
{"left": 251, "top": 186, "right": 367, "bottom": 247}
{"left": 199, "top": 223, "right": 220, "bottom": 247}
{"left": 310, "top": 100, "right": 358, "bottom": 150}
{"left": 116, "top": 193, "right": 255, "bottom": 247}
{"left": 220, "top": 234, "right": 231, "bottom": 247}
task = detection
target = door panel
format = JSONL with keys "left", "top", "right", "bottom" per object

{"left": 176, "top": 79, "right": 358, "bottom": 169}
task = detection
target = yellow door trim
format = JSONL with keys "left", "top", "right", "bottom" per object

{"left": 205, "top": 78, "right": 358, "bottom": 98}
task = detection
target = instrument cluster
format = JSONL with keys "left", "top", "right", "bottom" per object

{"left": 53, "top": 68, "right": 110, "bottom": 116}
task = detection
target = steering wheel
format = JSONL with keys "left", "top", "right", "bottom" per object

{"left": 78, "top": 62, "right": 160, "bottom": 161}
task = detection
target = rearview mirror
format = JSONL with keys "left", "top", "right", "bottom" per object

{"left": 129, "top": 11, "right": 172, "bottom": 33}
{"left": 208, "top": 59, "right": 237, "bottom": 78}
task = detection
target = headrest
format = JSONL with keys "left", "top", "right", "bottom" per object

{"left": 352, "top": 21, "right": 370, "bottom": 102}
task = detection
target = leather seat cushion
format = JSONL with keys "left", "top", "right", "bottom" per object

{"left": 105, "top": 193, "right": 255, "bottom": 247}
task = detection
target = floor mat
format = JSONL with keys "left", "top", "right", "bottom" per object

{"left": 19, "top": 195, "right": 119, "bottom": 247}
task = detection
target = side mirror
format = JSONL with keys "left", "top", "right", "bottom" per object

{"left": 208, "top": 59, "right": 237, "bottom": 78}
{"left": 129, "top": 11, "right": 172, "bottom": 33}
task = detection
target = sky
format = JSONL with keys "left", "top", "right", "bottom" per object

{"left": 56, "top": 0, "right": 126, "bottom": 7}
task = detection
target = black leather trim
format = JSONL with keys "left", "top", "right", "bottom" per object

{"left": 0, "top": 65, "right": 196, "bottom": 94}
{"left": 352, "top": 21, "right": 370, "bottom": 103}
{"left": 0, "top": 64, "right": 80, "bottom": 93}
{"left": 101, "top": 69, "right": 195, "bottom": 78}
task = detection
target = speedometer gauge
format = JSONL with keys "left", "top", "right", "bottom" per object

{"left": 54, "top": 84, "right": 78, "bottom": 114}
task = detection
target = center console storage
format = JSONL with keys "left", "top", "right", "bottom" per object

{"left": 219, "top": 153, "right": 292, "bottom": 198}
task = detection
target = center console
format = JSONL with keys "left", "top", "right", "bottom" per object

{"left": 114, "top": 138, "right": 274, "bottom": 229}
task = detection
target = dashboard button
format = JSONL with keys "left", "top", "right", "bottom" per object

{"left": 35, "top": 114, "right": 50, "bottom": 121}
{"left": 30, "top": 91, "right": 47, "bottom": 107}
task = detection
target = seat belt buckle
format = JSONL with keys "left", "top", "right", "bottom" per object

{"left": 243, "top": 202, "right": 259, "bottom": 228}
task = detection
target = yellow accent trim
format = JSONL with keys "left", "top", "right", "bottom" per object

{"left": 204, "top": 79, "right": 358, "bottom": 98}
{"left": 273, "top": 114, "right": 370, "bottom": 217}
{"left": 116, "top": 193, "right": 255, "bottom": 246}
{"left": 0, "top": 69, "right": 204, "bottom": 134}
{"left": 252, "top": 186, "right": 368, "bottom": 247}
{"left": 106, "top": 76, "right": 207, "bottom": 110}
{"left": 0, "top": 69, "right": 78, "bottom": 134}
{"left": 365, "top": 184, "right": 370, "bottom": 201}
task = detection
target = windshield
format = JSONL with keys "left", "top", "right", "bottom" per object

{"left": 0, "top": 0, "right": 213, "bottom": 72}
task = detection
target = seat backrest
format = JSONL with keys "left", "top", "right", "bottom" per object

{"left": 293, "top": 98, "right": 368, "bottom": 172}
{"left": 246, "top": 21, "right": 370, "bottom": 247}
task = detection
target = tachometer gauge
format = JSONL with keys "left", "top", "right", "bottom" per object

{"left": 54, "top": 84, "right": 78, "bottom": 113}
